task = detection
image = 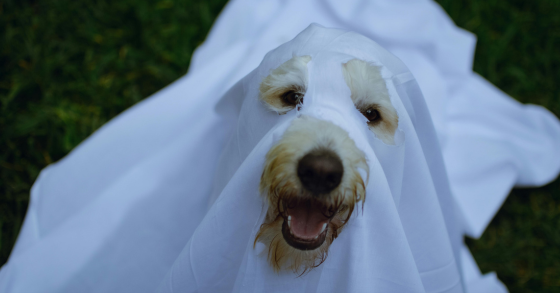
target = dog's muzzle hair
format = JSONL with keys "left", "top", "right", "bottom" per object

{"left": 256, "top": 116, "right": 368, "bottom": 274}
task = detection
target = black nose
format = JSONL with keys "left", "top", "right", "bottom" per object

{"left": 297, "top": 150, "right": 343, "bottom": 194}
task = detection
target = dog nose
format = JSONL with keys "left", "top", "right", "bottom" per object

{"left": 297, "top": 150, "right": 343, "bottom": 194}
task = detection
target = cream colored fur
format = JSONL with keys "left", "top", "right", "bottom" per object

{"left": 256, "top": 56, "right": 398, "bottom": 274}
{"left": 259, "top": 55, "right": 311, "bottom": 113}
{"left": 342, "top": 59, "right": 399, "bottom": 145}
{"left": 257, "top": 116, "right": 368, "bottom": 273}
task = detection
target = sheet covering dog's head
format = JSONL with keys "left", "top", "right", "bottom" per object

{"left": 188, "top": 24, "right": 460, "bottom": 292}
{"left": 255, "top": 55, "right": 401, "bottom": 273}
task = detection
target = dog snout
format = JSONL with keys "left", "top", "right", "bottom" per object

{"left": 297, "top": 150, "right": 343, "bottom": 194}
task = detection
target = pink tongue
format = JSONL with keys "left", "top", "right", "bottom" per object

{"left": 289, "top": 204, "right": 329, "bottom": 239}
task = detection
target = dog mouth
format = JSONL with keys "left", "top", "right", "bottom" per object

{"left": 281, "top": 198, "right": 334, "bottom": 250}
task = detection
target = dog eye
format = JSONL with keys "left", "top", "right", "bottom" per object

{"left": 362, "top": 108, "right": 380, "bottom": 123}
{"left": 282, "top": 91, "right": 304, "bottom": 106}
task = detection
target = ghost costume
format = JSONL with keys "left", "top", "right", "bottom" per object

{"left": 1, "top": 1, "right": 560, "bottom": 293}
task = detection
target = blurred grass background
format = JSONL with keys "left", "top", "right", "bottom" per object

{"left": 0, "top": 0, "right": 558, "bottom": 292}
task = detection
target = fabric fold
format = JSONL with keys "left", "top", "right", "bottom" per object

{"left": 2, "top": 1, "right": 559, "bottom": 293}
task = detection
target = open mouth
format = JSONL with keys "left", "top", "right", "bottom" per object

{"left": 281, "top": 198, "right": 334, "bottom": 250}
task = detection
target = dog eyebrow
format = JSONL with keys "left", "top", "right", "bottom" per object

{"left": 259, "top": 55, "right": 312, "bottom": 114}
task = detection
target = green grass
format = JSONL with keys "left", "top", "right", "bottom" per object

{"left": 0, "top": 0, "right": 227, "bottom": 264}
{"left": 437, "top": 1, "right": 560, "bottom": 291}
{"left": 1, "top": 0, "right": 559, "bottom": 292}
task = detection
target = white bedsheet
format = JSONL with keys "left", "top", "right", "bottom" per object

{"left": 1, "top": 1, "right": 559, "bottom": 292}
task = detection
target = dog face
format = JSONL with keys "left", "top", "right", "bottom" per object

{"left": 256, "top": 56, "right": 399, "bottom": 274}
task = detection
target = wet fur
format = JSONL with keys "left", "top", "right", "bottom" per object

{"left": 256, "top": 117, "right": 367, "bottom": 273}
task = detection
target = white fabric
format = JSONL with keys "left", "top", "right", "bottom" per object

{"left": 158, "top": 25, "right": 464, "bottom": 293}
{"left": 2, "top": 0, "right": 560, "bottom": 292}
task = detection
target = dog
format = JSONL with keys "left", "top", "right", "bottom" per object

{"left": 255, "top": 56, "right": 399, "bottom": 274}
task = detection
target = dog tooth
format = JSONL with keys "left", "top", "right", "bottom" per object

{"left": 287, "top": 216, "right": 291, "bottom": 227}
{"left": 314, "top": 235, "right": 318, "bottom": 240}
{"left": 321, "top": 223, "right": 327, "bottom": 233}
